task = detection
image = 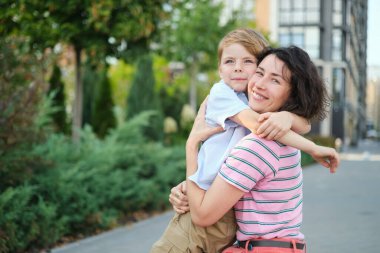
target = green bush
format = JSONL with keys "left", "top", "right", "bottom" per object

{"left": 0, "top": 185, "right": 62, "bottom": 253}
{"left": 0, "top": 112, "right": 185, "bottom": 253}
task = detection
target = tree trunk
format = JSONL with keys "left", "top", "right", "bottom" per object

{"left": 72, "top": 46, "right": 83, "bottom": 141}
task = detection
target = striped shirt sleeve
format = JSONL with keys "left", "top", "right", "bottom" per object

{"left": 219, "top": 135, "right": 281, "bottom": 192}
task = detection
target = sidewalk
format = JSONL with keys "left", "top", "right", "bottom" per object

{"left": 52, "top": 139, "right": 380, "bottom": 253}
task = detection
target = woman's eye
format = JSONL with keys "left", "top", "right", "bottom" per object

{"left": 272, "top": 79, "right": 280, "bottom": 84}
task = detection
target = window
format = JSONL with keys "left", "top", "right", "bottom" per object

{"left": 279, "top": 0, "right": 320, "bottom": 25}
{"left": 305, "top": 27, "right": 320, "bottom": 58}
{"left": 333, "top": 0, "right": 343, "bottom": 26}
{"left": 279, "top": 27, "right": 320, "bottom": 59}
{"left": 332, "top": 29, "right": 343, "bottom": 60}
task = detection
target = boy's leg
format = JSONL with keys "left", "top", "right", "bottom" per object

{"left": 189, "top": 209, "right": 237, "bottom": 253}
{"left": 150, "top": 212, "right": 192, "bottom": 253}
{"left": 151, "top": 210, "right": 237, "bottom": 253}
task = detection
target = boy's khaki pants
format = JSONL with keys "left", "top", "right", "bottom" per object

{"left": 150, "top": 209, "right": 237, "bottom": 253}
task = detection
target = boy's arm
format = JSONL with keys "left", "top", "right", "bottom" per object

{"left": 230, "top": 109, "right": 317, "bottom": 155}
{"left": 230, "top": 108, "right": 260, "bottom": 134}
{"left": 291, "top": 113, "right": 311, "bottom": 134}
{"left": 256, "top": 111, "right": 311, "bottom": 138}
{"left": 278, "top": 131, "right": 339, "bottom": 173}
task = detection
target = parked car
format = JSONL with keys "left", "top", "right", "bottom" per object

{"left": 367, "top": 129, "right": 378, "bottom": 139}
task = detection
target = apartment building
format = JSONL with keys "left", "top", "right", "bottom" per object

{"left": 252, "top": 0, "right": 368, "bottom": 145}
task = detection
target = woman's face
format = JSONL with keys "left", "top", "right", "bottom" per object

{"left": 247, "top": 54, "right": 291, "bottom": 113}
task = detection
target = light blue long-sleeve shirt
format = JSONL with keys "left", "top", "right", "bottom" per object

{"left": 188, "top": 80, "right": 250, "bottom": 190}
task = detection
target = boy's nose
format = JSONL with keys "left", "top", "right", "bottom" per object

{"left": 234, "top": 61, "right": 242, "bottom": 72}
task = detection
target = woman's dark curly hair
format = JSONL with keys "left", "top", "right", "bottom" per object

{"left": 257, "top": 46, "right": 330, "bottom": 121}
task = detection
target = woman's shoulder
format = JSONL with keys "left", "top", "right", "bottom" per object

{"left": 238, "top": 133, "right": 283, "bottom": 153}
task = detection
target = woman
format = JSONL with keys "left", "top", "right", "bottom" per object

{"left": 179, "top": 46, "right": 339, "bottom": 252}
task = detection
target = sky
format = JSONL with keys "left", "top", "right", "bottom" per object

{"left": 367, "top": 0, "right": 380, "bottom": 67}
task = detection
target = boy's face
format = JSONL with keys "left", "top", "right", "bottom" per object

{"left": 218, "top": 43, "right": 257, "bottom": 93}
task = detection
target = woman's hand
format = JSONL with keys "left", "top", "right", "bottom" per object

{"left": 310, "top": 145, "right": 340, "bottom": 173}
{"left": 187, "top": 97, "right": 224, "bottom": 146}
{"left": 169, "top": 181, "right": 189, "bottom": 214}
{"left": 256, "top": 111, "right": 293, "bottom": 140}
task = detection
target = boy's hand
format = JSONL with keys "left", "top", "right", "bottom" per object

{"left": 188, "top": 96, "right": 224, "bottom": 144}
{"left": 310, "top": 145, "right": 340, "bottom": 173}
{"left": 169, "top": 181, "right": 189, "bottom": 214}
{"left": 256, "top": 111, "right": 293, "bottom": 140}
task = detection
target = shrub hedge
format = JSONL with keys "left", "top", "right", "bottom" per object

{"left": 0, "top": 112, "right": 185, "bottom": 253}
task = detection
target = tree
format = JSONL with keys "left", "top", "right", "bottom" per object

{"left": 81, "top": 61, "right": 98, "bottom": 128}
{"left": 92, "top": 67, "right": 116, "bottom": 138}
{"left": 48, "top": 65, "right": 68, "bottom": 133}
{"left": 127, "top": 54, "right": 163, "bottom": 141}
{"left": 0, "top": 0, "right": 173, "bottom": 140}
{"left": 0, "top": 36, "right": 51, "bottom": 189}
{"left": 157, "top": 0, "right": 237, "bottom": 110}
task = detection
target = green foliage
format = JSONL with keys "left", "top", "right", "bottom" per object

{"left": 1, "top": 1, "right": 170, "bottom": 58}
{"left": 0, "top": 112, "right": 185, "bottom": 252}
{"left": 0, "top": 0, "right": 173, "bottom": 137}
{"left": 158, "top": 0, "right": 236, "bottom": 69}
{"left": 159, "top": 82, "right": 188, "bottom": 125}
{"left": 0, "top": 185, "right": 62, "bottom": 253}
{"left": 127, "top": 54, "right": 164, "bottom": 141}
{"left": 108, "top": 60, "right": 135, "bottom": 117}
{"left": 81, "top": 62, "right": 98, "bottom": 128}
{"left": 92, "top": 67, "right": 116, "bottom": 138}
{"left": 0, "top": 36, "right": 55, "bottom": 191}
{"left": 48, "top": 64, "right": 68, "bottom": 133}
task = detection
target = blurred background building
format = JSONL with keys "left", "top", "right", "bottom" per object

{"left": 367, "top": 66, "right": 380, "bottom": 138}
{"left": 223, "top": 0, "right": 369, "bottom": 146}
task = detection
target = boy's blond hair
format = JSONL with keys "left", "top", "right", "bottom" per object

{"left": 217, "top": 28, "right": 269, "bottom": 66}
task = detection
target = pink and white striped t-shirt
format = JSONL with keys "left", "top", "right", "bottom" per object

{"left": 218, "top": 133, "right": 304, "bottom": 241}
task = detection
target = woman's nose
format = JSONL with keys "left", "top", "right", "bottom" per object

{"left": 254, "top": 77, "right": 266, "bottom": 89}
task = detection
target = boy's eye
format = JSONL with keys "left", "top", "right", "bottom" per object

{"left": 245, "top": 59, "right": 256, "bottom": 64}
{"left": 225, "top": 59, "right": 234, "bottom": 64}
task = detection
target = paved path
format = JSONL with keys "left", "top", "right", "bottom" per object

{"left": 52, "top": 140, "right": 380, "bottom": 253}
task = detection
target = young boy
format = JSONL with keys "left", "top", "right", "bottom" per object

{"left": 151, "top": 29, "right": 310, "bottom": 253}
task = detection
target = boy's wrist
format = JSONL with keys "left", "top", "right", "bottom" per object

{"left": 304, "top": 140, "right": 318, "bottom": 155}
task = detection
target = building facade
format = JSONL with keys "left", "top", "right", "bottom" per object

{"left": 254, "top": 0, "right": 368, "bottom": 146}
{"left": 367, "top": 67, "right": 380, "bottom": 135}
